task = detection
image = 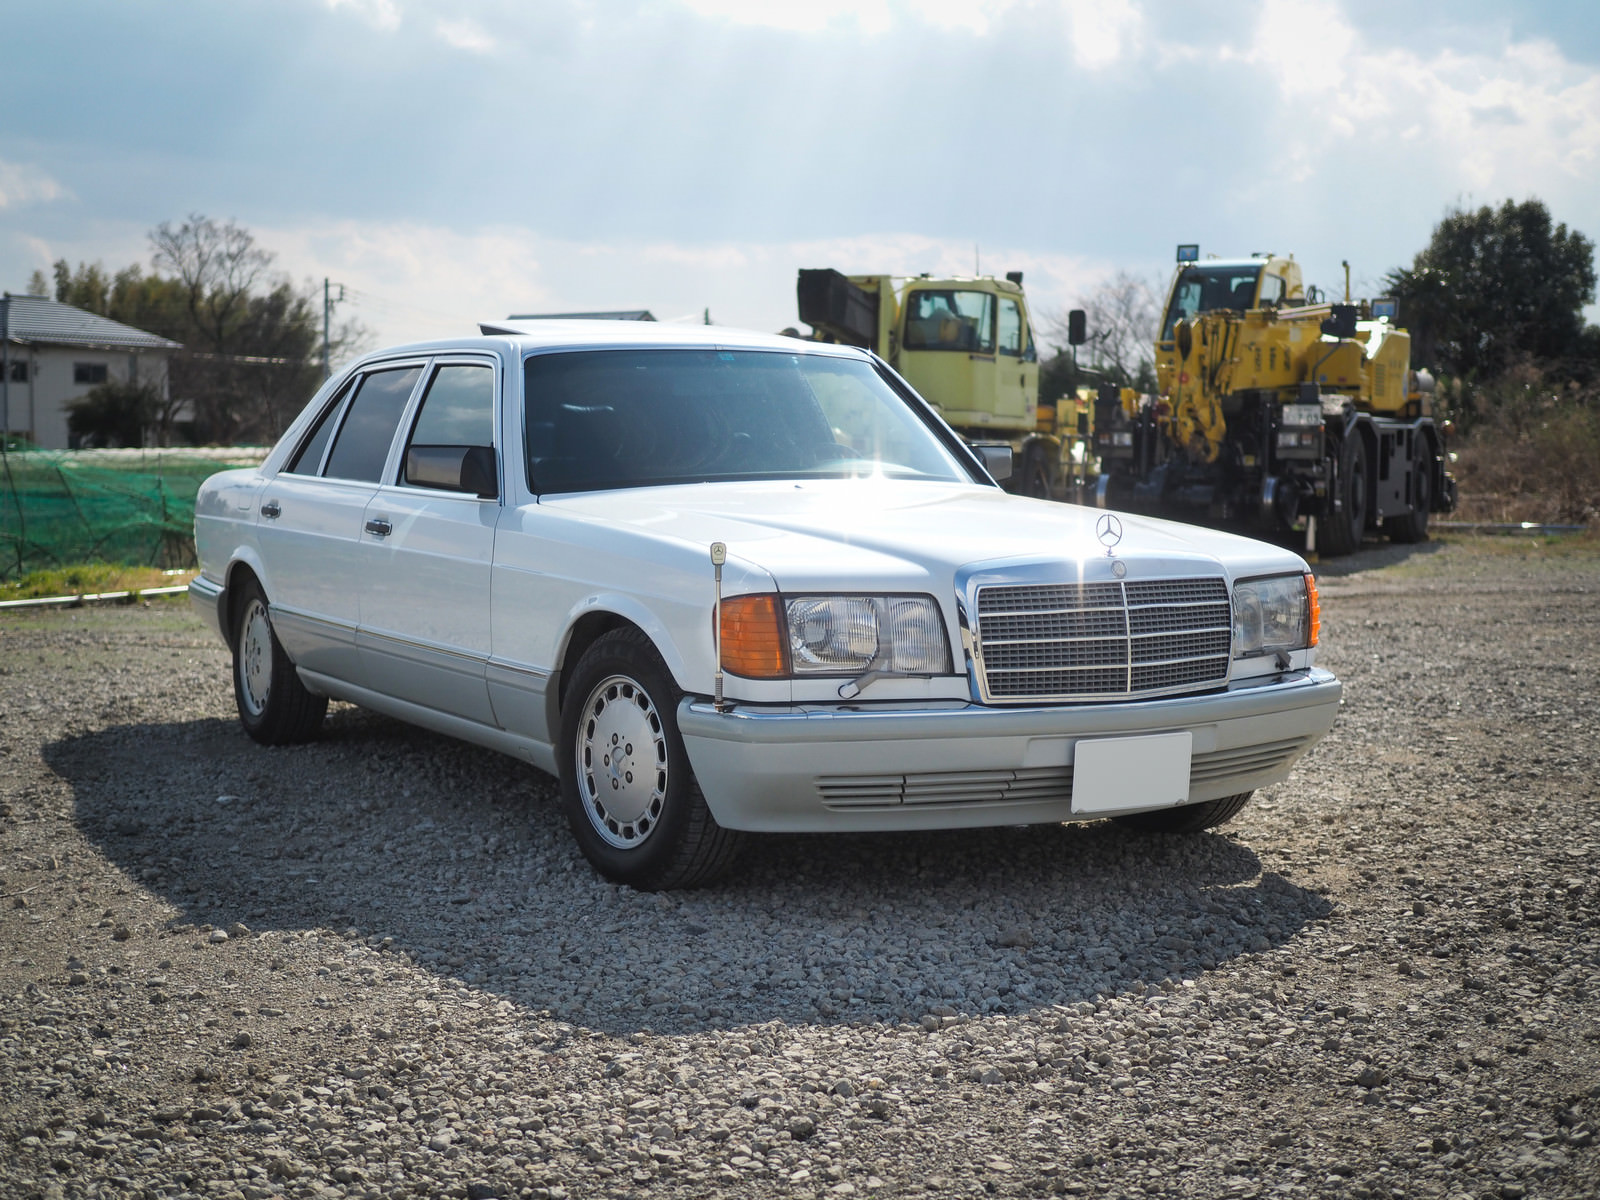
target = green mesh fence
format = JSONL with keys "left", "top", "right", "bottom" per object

{"left": 0, "top": 447, "right": 267, "bottom": 581}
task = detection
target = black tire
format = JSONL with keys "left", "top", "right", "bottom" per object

{"left": 1018, "top": 445, "right": 1053, "bottom": 500}
{"left": 231, "top": 577, "right": 328, "bottom": 745}
{"left": 1112, "top": 791, "right": 1253, "bottom": 833}
{"left": 558, "top": 627, "right": 744, "bottom": 889}
{"left": 1319, "top": 432, "right": 1368, "bottom": 557}
{"left": 1385, "top": 438, "right": 1433, "bottom": 544}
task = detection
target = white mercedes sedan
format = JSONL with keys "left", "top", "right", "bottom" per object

{"left": 191, "top": 322, "right": 1340, "bottom": 889}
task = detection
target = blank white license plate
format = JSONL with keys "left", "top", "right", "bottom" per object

{"left": 1071, "top": 732, "right": 1193, "bottom": 815}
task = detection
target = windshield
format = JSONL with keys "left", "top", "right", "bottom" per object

{"left": 1160, "top": 265, "right": 1263, "bottom": 339}
{"left": 523, "top": 349, "right": 971, "bottom": 493}
{"left": 902, "top": 289, "right": 996, "bottom": 352}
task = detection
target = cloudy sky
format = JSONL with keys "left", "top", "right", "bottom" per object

{"left": 4, "top": 0, "right": 1598, "bottom": 355}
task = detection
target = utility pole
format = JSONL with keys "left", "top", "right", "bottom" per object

{"left": 2, "top": 293, "right": 11, "bottom": 447}
{"left": 322, "top": 278, "right": 346, "bottom": 380}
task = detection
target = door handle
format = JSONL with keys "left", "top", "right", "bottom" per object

{"left": 364, "top": 518, "right": 392, "bottom": 538}
{"left": 260, "top": 500, "right": 281, "bottom": 519}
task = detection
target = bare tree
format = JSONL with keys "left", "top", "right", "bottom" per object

{"left": 45, "top": 220, "right": 357, "bottom": 445}
{"left": 150, "top": 214, "right": 275, "bottom": 353}
{"left": 1045, "top": 270, "right": 1163, "bottom": 388}
{"left": 146, "top": 216, "right": 332, "bottom": 443}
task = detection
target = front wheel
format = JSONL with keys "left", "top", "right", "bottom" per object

{"left": 1112, "top": 791, "right": 1253, "bottom": 833}
{"left": 231, "top": 577, "right": 327, "bottom": 745}
{"left": 1319, "top": 433, "right": 1368, "bottom": 557}
{"left": 559, "top": 627, "right": 744, "bottom": 889}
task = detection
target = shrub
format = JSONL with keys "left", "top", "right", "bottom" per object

{"left": 1451, "top": 365, "right": 1599, "bottom": 524}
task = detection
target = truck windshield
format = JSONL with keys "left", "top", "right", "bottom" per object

{"left": 523, "top": 349, "right": 970, "bottom": 494}
{"left": 1160, "top": 265, "right": 1263, "bottom": 339}
{"left": 902, "top": 290, "right": 996, "bottom": 353}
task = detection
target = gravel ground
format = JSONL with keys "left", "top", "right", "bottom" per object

{"left": 1, "top": 535, "right": 1597, "bottom": 1200}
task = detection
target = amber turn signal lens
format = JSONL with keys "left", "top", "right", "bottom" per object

{"left": 1305, "top": 572, "right": 1320, "bottom": 648}
{"left": 720, "top": 594, "right": 789, "bottom": 678}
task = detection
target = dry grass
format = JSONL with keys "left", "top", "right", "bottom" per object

{"left": 0, "top": 563, "right": 197, "bottom": 603}
{"left": 1447, "top": 368, "right": 1599, "bottom": 525}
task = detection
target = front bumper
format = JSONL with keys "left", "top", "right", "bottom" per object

{"left": 678, "top": 668, "right": 1341, "bottom": 832}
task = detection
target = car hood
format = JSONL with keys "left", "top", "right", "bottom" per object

{"left": 539, "top": 480, "right": 1306, "bottom": 591}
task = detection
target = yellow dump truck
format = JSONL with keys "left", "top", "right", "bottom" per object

{"left": 797, "top": 269, "right": 1093, "bottom": 500}
{"left": 1092, "top": 247, "right": 1456, "bottom": 555}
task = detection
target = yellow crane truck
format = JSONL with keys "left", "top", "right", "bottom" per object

{"left": 797, "top": 269, "right": 1093, "bottom": 500}
{"left": 1091, "top": 246, "right": 1457, "bottom": 555}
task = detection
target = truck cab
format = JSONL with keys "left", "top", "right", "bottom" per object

{"left": 1156, "top": 255, "right": 1304, "bottom": 395}
{"left": 797, "top": 270, "right": 1038, "bottom": 436}
{"left": 895, "top": 277, "right": 1037, "bottom": 431}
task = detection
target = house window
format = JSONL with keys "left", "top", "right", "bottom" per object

{"left": 6, "top": 361, "right": 26, "bottom": 383}
{"left": 74, "top": 363, "right": 109, "bottom": 385}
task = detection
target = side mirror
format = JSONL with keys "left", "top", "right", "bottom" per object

{"left": 973, "top": 442, "right": 1013, "bottom": 482}
{"left": 1175, "top": 319, "right": 1193, "bottom": 361}
{"left": 1320, "top": 304, "right": 1358, "bottom": 340}
{"left": 460, "top": 445, "right": 499, "bottom": 499}
{"left": 1067, "top": 309, "right": 1087, "bottom": 346}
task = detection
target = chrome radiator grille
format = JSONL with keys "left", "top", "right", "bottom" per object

{"left": 974, "top": 577, "right": 1231, "bottom": 702}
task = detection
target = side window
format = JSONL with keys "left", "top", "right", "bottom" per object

{"left": 284, "top": 378, "right": 354, "bottom": 475}
{"left": 322, "top": 366, "right": 422, "bottom": 483}
{"left": 401, "top": 363, "right": 497, "bottom": 496}
{"left": 998, "top": 298, "right": 1023, "bottom": 356}
{"left": 1259, "top": 274, "right": 1286, "bottom": 307}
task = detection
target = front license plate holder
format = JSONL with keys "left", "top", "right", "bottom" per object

{"left": 1071, "top": 732, "right": 1192, "bottom": 815}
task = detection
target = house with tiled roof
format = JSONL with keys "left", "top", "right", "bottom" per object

{"left": 1, "top": 293, "right": 183, "bottom": 449}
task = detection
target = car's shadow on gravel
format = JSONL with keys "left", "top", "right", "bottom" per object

{"left": 1311, "top": 538, "right": 1446, "bottom": 577}
{"left": 49, "top": 708, "right": 1331, "bottom": 1034}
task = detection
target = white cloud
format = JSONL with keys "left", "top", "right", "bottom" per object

{"left": 1246, "top": 0, "right": 1354, "bottom": 98}
{"left": 253, "top": 220, "right": 1103, "bottom": 353}
{"left": 324, "top": 0, "right": 401, "bottom": 31}
{"left": 1062, "top": 0, "right": 1143, "bottom": 70}
{"left": 676, "top": 0, "right": 892, "bottom": 35}
{"left": 1222, "top": 0, "right": 1600, "bottom": 191}
{"left": 675, "top": 0, "right": 1138, "bottom": 49}
{"left": 0, "top": 159, "right": 68, "bottom": 212}
{"left": 8, "top": 221, "right": 151, "bottom": 290}
{"left": 673, "top": 0, "right": 1031, "bottom": 37}
{"left": 435, "top": 16, "right": 494, "bottom": 53}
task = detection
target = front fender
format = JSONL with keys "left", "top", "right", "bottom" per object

{"left": 556, "top": 591, "right": 702, "bottom": 697}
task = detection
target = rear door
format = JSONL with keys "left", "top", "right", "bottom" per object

{"left": 255, "top": 361, "right": 423, "bottom": 682}
{"left": 356, "top": 357, "right": 500, "bottom": 724}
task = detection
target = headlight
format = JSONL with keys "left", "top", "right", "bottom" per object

{"left": 786, "top": 595, "right": 952, "bottom": 675}
{"left": 1232, "top": 573, "right": 1318, "bottom": 658}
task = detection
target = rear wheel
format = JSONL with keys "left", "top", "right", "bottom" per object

{"left": 1385, "top": 439, "right": 1433, "bottom": 543}
{"left": 1112, "top": 791, "right": 1253, "bottom": 833}
{"left": 1319, "top": 433, "right": 1368, "bottom": 556}
{"left": 231, "top": 577, "right": 327, "bottom": 745}
{"left": 559, "top": 627, "right": 744, "bottom": 889}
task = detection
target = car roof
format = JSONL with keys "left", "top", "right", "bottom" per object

{"left": 361, "top": 321, "right": 859, "bottom": 360}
